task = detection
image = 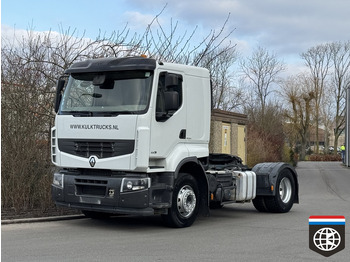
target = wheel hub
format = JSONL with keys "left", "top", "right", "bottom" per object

{"left": 177, "top": 185, "right": 197, "bottom": 218}
{"left": 279, "top": 177, "right": 292, "bottom": 203}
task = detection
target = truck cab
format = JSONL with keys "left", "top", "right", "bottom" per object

{"left": 52, "top": 57, "right": 298, "bottom": 227}
{"left": 52, "top": 57, "right": 212, "bottom": 226}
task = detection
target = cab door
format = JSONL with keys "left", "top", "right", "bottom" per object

{"left": 149, "top": 72, "right": 187, "bottom": 162}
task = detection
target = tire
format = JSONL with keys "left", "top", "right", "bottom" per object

{"left": 264, "top": 169, "right": 296, "bottom": 213}
{"left": 161, "top": 173, "right": 200, "bottom": 228}
{"left": 82, "top": 210, "right": 111, "bottom": 219}
{"left": 252, "top": 196, "right": 269, "bottom": 212}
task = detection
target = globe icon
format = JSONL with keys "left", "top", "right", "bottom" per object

{"left": 313, "top": 227, "right": 341, "bottom": 252}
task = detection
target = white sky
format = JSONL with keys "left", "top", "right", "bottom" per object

{"left": 2, "top": 0, "right": 350, "bottom": 74}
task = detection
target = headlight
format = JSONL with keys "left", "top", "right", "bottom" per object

{"left": 121, "top": 177, "right": 150, "bottom": 192}
{"left": 53, "top": 173, "right": 64, "bottom": 188}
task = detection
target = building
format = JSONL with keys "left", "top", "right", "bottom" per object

{"left": 210, "top": 109, "right": 248, "bottom": 164}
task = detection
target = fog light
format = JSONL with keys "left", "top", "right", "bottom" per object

{"left": 53, "top": 173, "right": 64, "bottom": 188}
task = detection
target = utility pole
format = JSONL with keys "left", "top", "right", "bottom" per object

{"left": 346, "top": 86, "right": 350, "bottom": 167}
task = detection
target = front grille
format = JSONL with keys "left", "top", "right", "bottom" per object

{"left": 58, "top": 139, "right": 134, "bottom": 158}
{"left": 76, "top": 179, "right": 108, "bottom": 184}
{"left": 51, "top": 128, "right": 57, "bottom": 163}
{"left": 76, "top": 141, "right": 114, "bottom": 158}
{"left": 76, "top": 185, "right": 107, "bottom": 196}
{"left": 75, "top": 178, "right": 108, "bottom": 197}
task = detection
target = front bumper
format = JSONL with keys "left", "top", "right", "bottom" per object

{"left": 51, "top": 169, "right": 173, "bottom": 216}
{"left": 54, "top": 201, "right": 155, "bottom": 216}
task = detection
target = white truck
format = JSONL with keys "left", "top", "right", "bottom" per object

{"left": 51, "top": 56, "right": 299, "bottom": 227}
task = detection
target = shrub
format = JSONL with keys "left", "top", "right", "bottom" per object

{"left": 246, "top": 126, "right": 284, "bottom": 167}
{"left": 308, "top": 154, "right": 342, "bottom": 161}
{"left": 246, "top": 104, "right": 286, "bottom": 167}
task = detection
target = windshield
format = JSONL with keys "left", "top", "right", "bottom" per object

{"left": 59, "top": 71, "right": 153, "bottom": 116}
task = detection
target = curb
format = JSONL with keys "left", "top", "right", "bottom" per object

{"left": 1, "top": 214, "right": 85, "bottom": 225}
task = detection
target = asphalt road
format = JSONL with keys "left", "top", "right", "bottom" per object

{"left": 2, "top": 162, "right": 350, "bottom": 262}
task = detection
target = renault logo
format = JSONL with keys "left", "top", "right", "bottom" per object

{"left": 89, "top": 156, "right": 96, "bottom": 167}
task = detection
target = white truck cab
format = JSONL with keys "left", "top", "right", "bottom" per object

{"left": 52, "top": 57, "right": 298, "bottom": 227}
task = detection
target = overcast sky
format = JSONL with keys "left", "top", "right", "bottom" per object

{"left": 2, "top": 0, "right": 350, "bottom": 73}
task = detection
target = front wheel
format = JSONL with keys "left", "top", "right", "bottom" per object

{"left": 161, "top": 173, "right": 199, "bottom": 228}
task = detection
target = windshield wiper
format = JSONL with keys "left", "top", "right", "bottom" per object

{"left": 61, "top": 111, "right": 136, "bottom": 117}
{"left": 81, "top": 93, "right": 102, "bottom": 98}
{"left": 97, "top": 111, "right": 135, "bottom": 117}
{"left": 67, "top": 111, "right": 94, "bottom": 117}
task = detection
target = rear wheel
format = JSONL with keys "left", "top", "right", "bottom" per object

{"left": 162, "top": 173, "right": 199, "bottom": 228}
{"left": 252, "top": 196, "right": 269, "bottom": 212}
{"left": 264, "top": 169, "right": 295, "bottom": 213}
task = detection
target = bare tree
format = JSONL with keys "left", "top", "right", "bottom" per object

{"left": 1, "top": 37, "right": 57, "bottom": 211}
{"left": 240, "top": 46, "right": 285, "bottom": 117}
{"left": 282, "top": 74, "right": 315, "bottom": 160}
{"left": 320, "top": 82, "right": 334, "bottom": 154}
{"left": 301, "top": 44, "right": 331, "bottom": 153}
{"left": 200, "top": 48, "right": 243, "bottom": 111}
{"left": 100, "top": 9, "right": 236, "bottom": 68}
{"left": 329, "top": 41, "right": 350, "bottom": 153}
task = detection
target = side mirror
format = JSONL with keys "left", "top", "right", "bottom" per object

{"left": 54, "top": 77, "right": 66, "bottom": 113}
{"left": 165, "top": 73, "right": 179, "bottom": 87}
{"left": 164, "top": 91, "right": 179, "bottom": 111}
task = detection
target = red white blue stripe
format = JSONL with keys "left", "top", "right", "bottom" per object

{"left": 309, "top": 216, "right": 345, "bottom": 225}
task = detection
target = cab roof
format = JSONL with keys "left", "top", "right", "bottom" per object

{"left": 65, "top": 56, "right": 210, "bottom": 79}
{"left": 65, "top": 57, "right": 157, "bottom": 74}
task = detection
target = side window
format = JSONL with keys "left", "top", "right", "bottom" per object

{"left": 156, "top": 72, "right": 183, "bottom": 122}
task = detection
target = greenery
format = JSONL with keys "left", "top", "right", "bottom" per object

{"left": 308, "top": 154, "right": 342, "bottom": 162}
